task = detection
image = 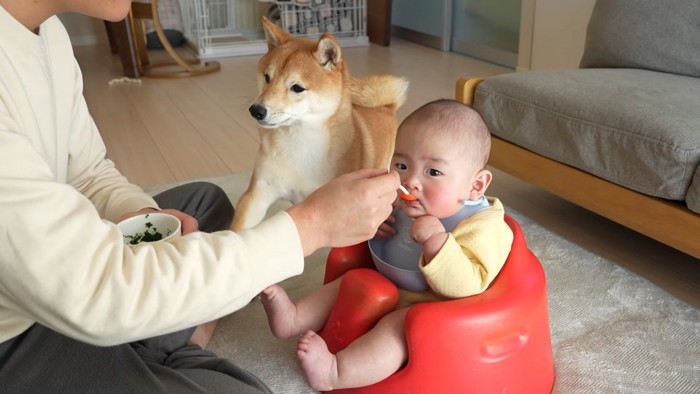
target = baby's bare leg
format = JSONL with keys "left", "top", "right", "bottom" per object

{"left": 261, "top": 279, "right": 341, "bottom": 339}
{"left": 297, "top": 308, "right": 409, "bottom": 391}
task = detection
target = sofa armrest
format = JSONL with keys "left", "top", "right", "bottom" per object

{"left": 455, "top": 77, "right": 485, "bottom": 106}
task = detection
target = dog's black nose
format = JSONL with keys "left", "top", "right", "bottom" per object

{"left": 249, "top": 104, "right": 267, "bottom": 120}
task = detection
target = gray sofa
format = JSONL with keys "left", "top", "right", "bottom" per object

{"left": 457, "top": 0, "right": 700, "bottom": 259}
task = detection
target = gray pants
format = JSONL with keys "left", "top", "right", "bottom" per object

{"left": 0, "top": 182, "right": 272, "bottom": 393}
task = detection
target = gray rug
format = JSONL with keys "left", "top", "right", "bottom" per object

{"left": 147, "top": 174, "right": 700, "bottom": 394}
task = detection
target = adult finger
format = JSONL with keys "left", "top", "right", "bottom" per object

{"left": 160, "top": 209, "right": 199, "bottom": 235}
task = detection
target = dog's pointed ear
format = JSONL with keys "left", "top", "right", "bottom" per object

{"left": 262, "top": 16, "right": 291, "bottom": 50}
{"left": 316, "top": 34, "right": 342, "bottom": 70}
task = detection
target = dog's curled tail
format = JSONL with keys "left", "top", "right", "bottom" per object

{"left": 351, "top": 75, "right": 409, "bottom": 110}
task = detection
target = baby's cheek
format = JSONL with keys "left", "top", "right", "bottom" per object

{"left": 423, "top": 190, "right": 454, "bottom": 217}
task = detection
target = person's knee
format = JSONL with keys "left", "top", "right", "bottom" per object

{"left": 199, "top": 182, "right": 234, "bottom": 215}
{"left": 189, "top": 182, "right": 234, "bottom": 232}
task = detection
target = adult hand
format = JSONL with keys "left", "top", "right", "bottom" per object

{"left": 287, "top": 168, "right": 400, "bottom": 256}
{"left": 118, "top": 208, "right": 199, "bottom": 235}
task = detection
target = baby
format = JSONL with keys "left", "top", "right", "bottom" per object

{"left": 261, "top": 99, "right": 514, "bottom": 390}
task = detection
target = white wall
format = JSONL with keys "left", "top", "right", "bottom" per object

{"left": 517, "top": 0, "right": 596, "bottom": 71}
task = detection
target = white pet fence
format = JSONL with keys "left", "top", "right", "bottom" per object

{"left": 180, "top": 0, "right": 368, "bottom": 59}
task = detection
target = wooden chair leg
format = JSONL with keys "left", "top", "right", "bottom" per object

{"left": 130, "top": 0, "right": 220, "bottom": 78}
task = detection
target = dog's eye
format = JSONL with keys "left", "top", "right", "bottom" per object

{"left": 264, "top": 74, "right": 271, "bottom": 83}
{"left": 291, "top": 84, "right": 306, "bottom": 93}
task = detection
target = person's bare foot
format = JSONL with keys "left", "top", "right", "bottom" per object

{"left": 260, "top": 284, "right": 299, "bottom": 339}
{"left": 297, "top": 330, "right": 338, "bottom": 391}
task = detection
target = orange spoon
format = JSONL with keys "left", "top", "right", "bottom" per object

{"left": 398, "top": 185, "right": 417, "bottom": 201}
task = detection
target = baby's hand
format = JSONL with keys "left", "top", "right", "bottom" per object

{"left": 374, "top": 215, "right": 396, "bottom": 239}
{"left": 411, "top": 216, "right": 448, "bottom": 264}
{"left": 410, "top": 215, "right": 446, "bottom": 245}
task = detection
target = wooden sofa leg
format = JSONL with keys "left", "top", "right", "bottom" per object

{"left": 455, "top": 78, "right": 485, "bottom": 105}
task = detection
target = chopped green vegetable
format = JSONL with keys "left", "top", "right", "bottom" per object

{"left": 124, "top": 221, "right": 173, "bottom": 245}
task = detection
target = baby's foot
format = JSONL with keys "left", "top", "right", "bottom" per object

{"left": 260, "top": 284, "right": 298, "bottom": 339}
{"left": 297, "top": 331, "right": 338, "bottom": 391}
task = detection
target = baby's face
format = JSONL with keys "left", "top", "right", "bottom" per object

{"left": 391, "top": 125, "right": 477, "bottom": 219}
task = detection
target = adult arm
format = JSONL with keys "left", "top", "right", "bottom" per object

{"left": 0, "top": 15, "right": 399, "bottom": 345}
{"left": 0, "top": 124, "right": 398, "bottom": 345}
{"left": 65, "top": 60, "right": 159, "bottom": 222}
{"left": 0, "top": 52, "right": 305, "bottom": 345}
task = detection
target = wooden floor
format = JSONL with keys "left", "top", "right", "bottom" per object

{"left": 74, "top": 39, "right": 699, "bottom": 307}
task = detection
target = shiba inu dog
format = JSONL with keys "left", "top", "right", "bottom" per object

{"left": 231, "top": 17, "right": 409, "bottom": 231}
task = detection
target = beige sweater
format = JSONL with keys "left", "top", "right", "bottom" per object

{"left": 0, "top": 9, "right": 304, "bottom": 345}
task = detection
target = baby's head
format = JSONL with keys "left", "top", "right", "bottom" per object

{"left": 391, "top": 99, "right": 493, "bottom": 219}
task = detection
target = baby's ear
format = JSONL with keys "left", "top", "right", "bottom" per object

{"left": 469, "top": 169, "right": 492, "bottom": 199}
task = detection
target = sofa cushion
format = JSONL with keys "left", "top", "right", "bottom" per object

{"left": 474, "top": 69, "right": 700, "bottom": 213}
{"left": 580, "top": 0, "right": 700, "bottom": 78}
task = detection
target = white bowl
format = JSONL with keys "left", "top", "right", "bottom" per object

{"left": 117, "top": 212, "right": 181, "bottom": 245}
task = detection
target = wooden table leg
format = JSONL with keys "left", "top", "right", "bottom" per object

{"left": 368, "top": 0, "right": 392, "bottom": 46}
{"left": 105, "top": 18, "right": 140, "bottom": 78}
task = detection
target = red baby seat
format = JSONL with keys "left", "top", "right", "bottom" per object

{"left": 319, "top": 214, "right": 554, "bottom": 393}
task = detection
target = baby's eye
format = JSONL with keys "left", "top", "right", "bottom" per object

{"left": 427, "top": 168, "right": 443, "bottom": 176}
{"left": 291, "top": 84, "right": 306, "bottom": 93}
{"left": 264, "top": 74, "right": 271, "bottom": 83}
{"left": 394, "top": 163, "right": 407, "bottom": 171}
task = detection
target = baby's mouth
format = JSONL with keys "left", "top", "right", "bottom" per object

{"left": 404, "top": 198, "right": 421, "bottom": 208}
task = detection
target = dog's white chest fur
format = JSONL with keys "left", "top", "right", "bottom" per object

{"left": 257, "top": 123, "right": 336, "bottom": 202}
